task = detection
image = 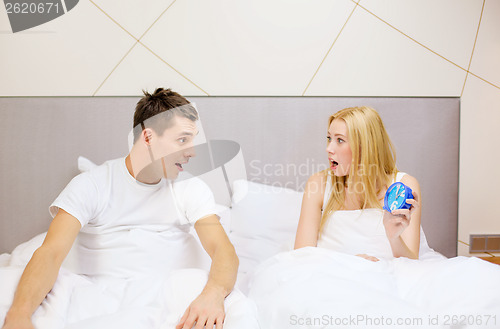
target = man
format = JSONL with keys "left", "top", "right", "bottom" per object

{"left": 2, "top": 88, "right": 240, "bottom": 329}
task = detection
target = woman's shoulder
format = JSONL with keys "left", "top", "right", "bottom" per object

{"left": 308, "top": 170, "right": 327, "bottom": 182}
{"left": 399, "top": 173, "right": 420, "bottom": 192}
{"left": 306, "top": 170, "right": 328, "bottom": 188}
{"left": 304, "top": 171, "right": 328, "bottom": 199}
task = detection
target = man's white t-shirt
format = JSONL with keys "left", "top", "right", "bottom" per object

{"left": 49, "top": 157, "right": 216, "bottom": 278}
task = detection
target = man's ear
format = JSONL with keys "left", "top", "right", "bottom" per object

{"left": 142, "top": 128, "right": 154, "bottom": 145}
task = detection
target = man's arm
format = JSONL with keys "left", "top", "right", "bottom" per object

{"left": 2, "top": 209, "right": 81, "bottom": 329}
{"left": 176, "top": 215, "right": 238, "bottom": 329}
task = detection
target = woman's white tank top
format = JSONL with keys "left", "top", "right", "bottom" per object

{"left": 316, "top": 172, "right": 406, "bottom": 259}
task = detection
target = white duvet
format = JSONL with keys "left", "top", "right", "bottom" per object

{"left": 3, "top": 177, "right": 500, "bottom": 329}
{"left": 2, "top": 237, "right": 500, "bottom": 329}
{"left": 248, "top": 247, "right": 500, "bottom": 329}
{"left": 0, "top": 233, "right": 259, "bottom": 329}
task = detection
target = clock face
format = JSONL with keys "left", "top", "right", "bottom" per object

{"left": 387, "top": 183, "right": 407, "bottom": 211}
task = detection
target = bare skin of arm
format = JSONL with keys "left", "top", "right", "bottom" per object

{"left": 294, "top": 172, "right": 325, "bottom": 249}
{"left": 2, "top": 209, "right": 81, "bottom": 329}
{"left": 176, "top": 215, "right": 238, "bottom": 329}
{"left": 383, "top": 174, "right": 421, "bottom": 259}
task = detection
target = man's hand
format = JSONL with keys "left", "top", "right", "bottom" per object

{"left": 175, "top": 288, "right": 225, "bottom": 329}
{"left": 176, "top": 215, "right": 237, "bottom": 329}
{"left": 2, "top": 313, "right": 35, "bottom": 329}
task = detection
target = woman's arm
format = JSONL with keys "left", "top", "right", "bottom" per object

{"left": 383, "top": 174, "right": 421, "bottom": 259}
{"left": 294, "top": 172, "right": 326, "bottom": 249}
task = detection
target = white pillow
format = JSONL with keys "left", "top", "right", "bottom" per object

{"left": 229, "top": 180, "right": 303, "bottom": 273}
{"left": 231, "top": 180, "right": 303, "bottom": 244}
{"left": 77, "top": 156, "right": 98, "bottom": 172}
{"left": 418, "top": 227, "right": 444, "bottom": 260}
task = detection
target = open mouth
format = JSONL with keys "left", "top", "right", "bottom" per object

{"left": 175, "top": 163, "right": 183, "bottom": 171}
{"left": 330, "top": 159, "right": 338, "bottom": 169}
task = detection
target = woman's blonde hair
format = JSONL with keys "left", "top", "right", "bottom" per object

{"left": 319, "top": 106, "right": 397, "bottom": 233}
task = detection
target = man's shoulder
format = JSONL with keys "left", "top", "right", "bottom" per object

{"left": 73, "top": 157, "right": 125, "bottom": 188}
{"left": 82, "top": 157, "right": 123, "bottom": 175}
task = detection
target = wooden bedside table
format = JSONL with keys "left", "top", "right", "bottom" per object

{"left": 479, "top": 257, "right": 500, "bottom": 265}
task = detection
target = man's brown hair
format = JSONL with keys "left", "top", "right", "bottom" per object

{"left": 133, "top": 88, "right": 198, "bottom": 143}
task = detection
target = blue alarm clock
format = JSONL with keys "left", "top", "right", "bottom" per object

{"left": 383, "top": 182, "right": 413, "bottom": 212}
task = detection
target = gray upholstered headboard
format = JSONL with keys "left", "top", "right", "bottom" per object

{"left": 0, "top": 97, "right": 459, "bottom": 257}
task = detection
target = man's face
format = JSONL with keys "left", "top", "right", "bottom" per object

{"left": 149, "top": 116, "right": 198, "bottom": 180}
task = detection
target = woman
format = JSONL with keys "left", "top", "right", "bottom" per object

{"left": 248, "top": 106, "right": 500, "bottom": 329}
{"left": 295, "top": 106, "right": 421, "bottom": 261}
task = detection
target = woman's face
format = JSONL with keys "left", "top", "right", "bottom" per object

{"left": 326, "top": 119, "right": 352, "bottom": 177}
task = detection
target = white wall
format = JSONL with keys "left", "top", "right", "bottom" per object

{"left": 1, "top": 0, "right": 499, "bottom": 257}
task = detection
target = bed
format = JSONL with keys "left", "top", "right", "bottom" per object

{"left": 1, "top": 96, "right": 498, "bottom": 329}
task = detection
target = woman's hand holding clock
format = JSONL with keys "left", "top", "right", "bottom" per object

{"left": 383, "top": 183, "right": 420, "bottom": 241}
